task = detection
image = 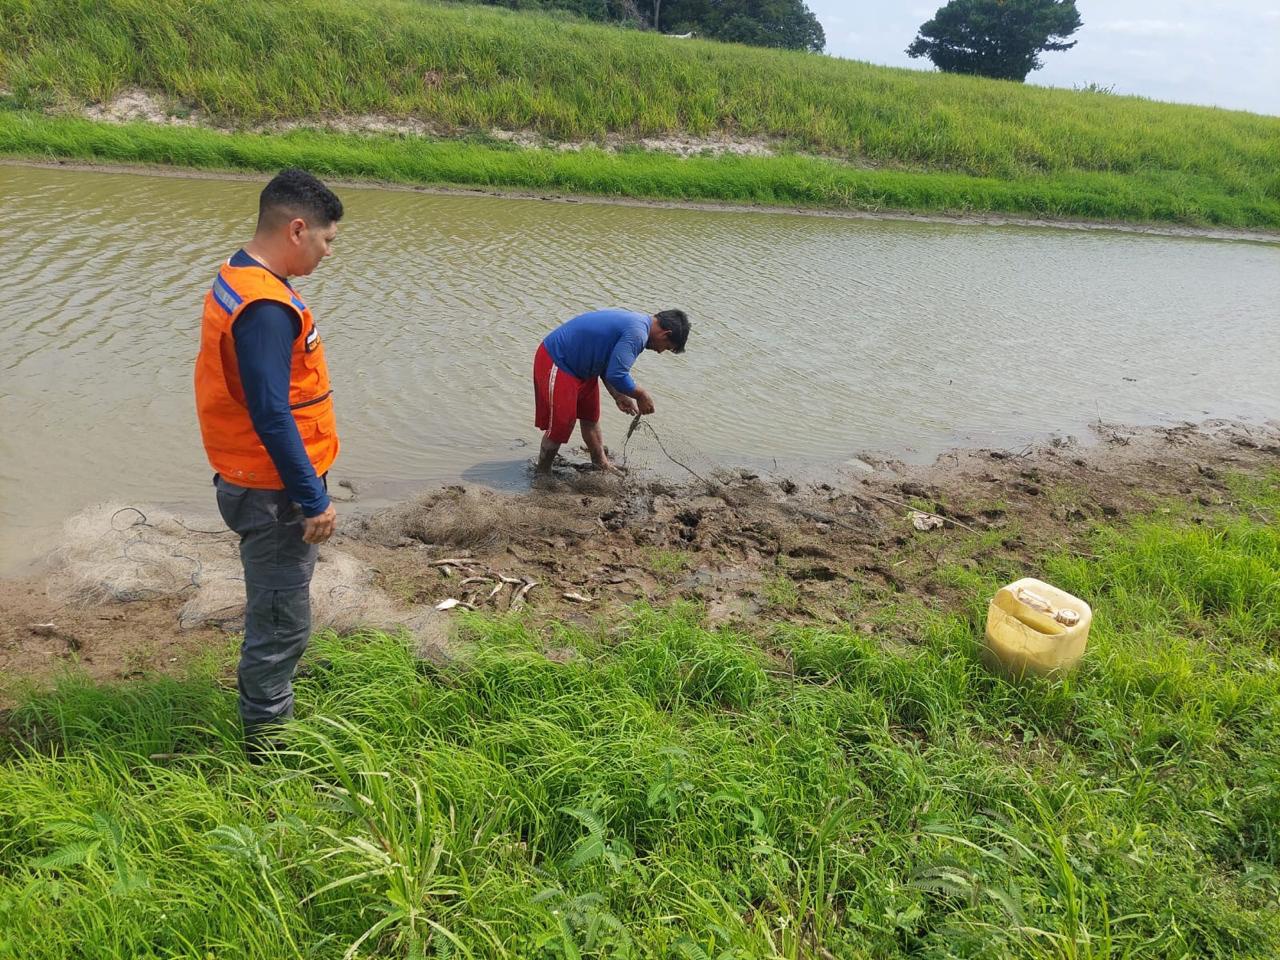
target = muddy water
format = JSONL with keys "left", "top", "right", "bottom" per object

{"left": 2, "top": 164, "right": 1278, "bottom": 572}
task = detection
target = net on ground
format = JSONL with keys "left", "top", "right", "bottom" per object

{"left": 44, "top": 503, "right": 440, "bottom": 639}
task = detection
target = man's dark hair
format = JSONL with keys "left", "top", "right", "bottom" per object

{"left": 655, "top": 309, "right": 690, "bottom": 353}
{"left": 257, "top": 168, "right": 344, "bottom": 231}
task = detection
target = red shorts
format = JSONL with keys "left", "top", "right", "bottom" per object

{"left": 534, "top": 343, "right": 600, "bottom": 444}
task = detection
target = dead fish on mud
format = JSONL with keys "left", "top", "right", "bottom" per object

{"left": 510, "top": 580, "right": 539, "bottom": 612}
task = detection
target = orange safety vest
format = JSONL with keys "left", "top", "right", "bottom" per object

{"left": 194, "top": 258, "right": 339, "bottom": 489}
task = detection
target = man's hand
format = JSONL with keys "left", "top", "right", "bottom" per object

{"left": 634, "top": 388, "right": 656, "bottom": 415}
{"left": 302, "top": 503, "right": 337, "bottom": 544}
{"left": 615, "top": 395, "right": 639, "bottom": 415}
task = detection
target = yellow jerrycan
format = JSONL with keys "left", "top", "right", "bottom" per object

{"left": 983, "top": 577, "right": 1092, "bottom": 679}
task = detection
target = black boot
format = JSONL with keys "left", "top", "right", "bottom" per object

{"left": 242, "top": 722, "right": 288, "bottom": 765}
{"left": 293, "top": 657, "right": 333, "bottom": 681}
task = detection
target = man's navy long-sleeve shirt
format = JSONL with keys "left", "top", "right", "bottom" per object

{"left": 542, "top": 308, "right": 651, "bottom": 394}
{"left": 229, "top": 249, "right": 330, "bottom": 517}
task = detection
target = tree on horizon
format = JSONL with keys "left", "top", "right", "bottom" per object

{"left": 907, "top": 0, "right": 1082, "bottom": 82}
{"left": 663, "top": 0, "right": 825, "bottom": 51}
{"left": 445, "top": 0, "right": 825, "bottom": 52}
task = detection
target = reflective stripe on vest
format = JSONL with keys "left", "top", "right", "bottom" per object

{"left": 194, "top": 260, "right": 339, "bottom": 489}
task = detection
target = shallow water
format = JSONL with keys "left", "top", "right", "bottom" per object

{"left": 2, "top": 164, "right": 1277, "bottom": 572}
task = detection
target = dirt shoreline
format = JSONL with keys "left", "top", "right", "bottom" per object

{"left": 2, "top": 420, "right": 1276, "bottom": 703}
{"left": 5, "top": 157, "right": 1277, "bottom": 247}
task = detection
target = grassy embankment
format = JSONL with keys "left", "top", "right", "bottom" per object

{"left": 2, "top": 473, "right": 1279, "bottom": 958}
{"left": 2, "top": 0, "right": 1279, "bottom": 227}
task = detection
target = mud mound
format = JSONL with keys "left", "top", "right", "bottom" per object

{"left": 348, "top": 420, "right": 1280, "bottom": 637}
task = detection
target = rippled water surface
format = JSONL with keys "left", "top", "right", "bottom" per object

{"left": 2, "top": 165, "right": 1278, "bottom": 571}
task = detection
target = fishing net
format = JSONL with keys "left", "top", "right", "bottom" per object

{"left": 43, "top": 503, "right": 444, "bottom": 641}
{"left": 352, "top": 484, "right": 602, "bottom": 550}
{"left": 616, "top": 414, "right": 725, "bottom": 493}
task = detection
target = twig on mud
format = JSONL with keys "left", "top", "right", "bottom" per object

{"left": 867, "top": 493, "right": 979, "bottom": 533}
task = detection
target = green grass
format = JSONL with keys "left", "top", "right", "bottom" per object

{"left": 648, "top": 549, "right": 691, "bottom": 578}
{"left": 1, "top": 0, "right": 1279, "bottom": 227}
{"left": 3, "top": 475, "right": 1279, "bottom": 958}
{"left": 6, "top": 110, "right": 1278, "bottom": 227}
{"left": 763, "top": 574, "right": 801, "bottom": 612}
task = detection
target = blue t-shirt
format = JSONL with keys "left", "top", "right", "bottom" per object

{"left": 228, "top": 249, "right": 330, "bottom": 517}
{"left": 542, "top": 309, "right": 650, "bottom": 394}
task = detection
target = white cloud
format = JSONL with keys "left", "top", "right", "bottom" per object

{"left": 1096, "top": 19, "right": 1196, "bottom": 37}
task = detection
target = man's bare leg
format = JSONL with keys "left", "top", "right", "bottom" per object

{"left": 580, "top": 419, "right": 615, "bottom": 472}
{"left": 537, "top": 435, "right": 560, "bottom": 473}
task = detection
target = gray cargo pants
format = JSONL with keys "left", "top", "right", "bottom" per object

{"left": 214, "top": 475, "right": 319, "bottom": 730}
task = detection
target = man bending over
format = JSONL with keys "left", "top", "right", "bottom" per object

{"left": 533, "top": 308, "right": 690, "bottom": 473}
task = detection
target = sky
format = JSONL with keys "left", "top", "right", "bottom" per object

{"left": 805, "top": 0, "right": 1280, "bottom": 117}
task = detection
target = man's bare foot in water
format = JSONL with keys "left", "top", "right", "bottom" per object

{"left": 592, "top": 455, "right": 621, "bottom": 474}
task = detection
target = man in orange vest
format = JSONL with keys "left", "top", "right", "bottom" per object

{"left": 194, "top": 168, "right": 342, "bottom": 760}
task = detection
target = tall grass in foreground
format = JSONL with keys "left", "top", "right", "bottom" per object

{"left": 1, "top": 0, "right": 1278, "bottom": 206}
{"left": 1, "top": 476, "right": 1278, "bottom": 958}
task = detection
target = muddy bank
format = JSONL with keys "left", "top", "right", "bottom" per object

{"left": 344, "top": 419, "right": 1279, "bottom": 629}
{"left": 2, "top": 420, "right": 1276, "bottom": 700}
